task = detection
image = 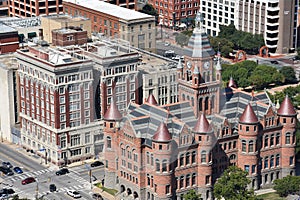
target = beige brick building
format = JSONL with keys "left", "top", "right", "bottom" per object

{"left": 41, "top": 14, "right": 91, "bottom": 43}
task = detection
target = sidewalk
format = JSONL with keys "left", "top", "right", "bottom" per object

{"left": 254, "top": 188, "right": 275, "bottom": 195}
{"left": 92, "top": 186, "right": 116, "bottom": 200}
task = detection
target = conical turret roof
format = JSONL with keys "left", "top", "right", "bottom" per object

{"left": 239, "top": 104, "right": 258, "bottom": 124}
{"left": 177, "top": 59, "right": 183, "bottom": 69}
{"left": 277, "top": 95, "right": 296, "bottom": 116}
{"left": 152, "top": 122, "right": 172, "bottom": 142}
{"left": 193, "top": 113, "right": 212, "bottom": 133}
{"left": 215, "top": 57, "right": 222, "bottom": 71}
{"left": 146, "top": 94, "right": 158, "bottom": 105}
{"left": 103, "top": 99, "right": 122, "bottom": 121}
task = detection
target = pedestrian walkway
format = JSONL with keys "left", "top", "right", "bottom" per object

{"left": 255, "top": 188, "right": 276, "bottom": 195}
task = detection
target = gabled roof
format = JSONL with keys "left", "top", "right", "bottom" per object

{"left": 104, "top": 99, "right": 122, "bottom": 121}
{"left": 152, "top": 122, "right": 172, "bottom": 142}
{"left": 193, "top": 113, "right": 212, "bottom": 133}
{"left": 239, "top": 104, "right": 258, "bottom": 124}
{"left": 277, "top": 95, "right": 296, "bottom": 116}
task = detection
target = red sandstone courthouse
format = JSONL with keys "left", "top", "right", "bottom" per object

{"left": 102, "top": 12, "right": 297, "bottom": 200}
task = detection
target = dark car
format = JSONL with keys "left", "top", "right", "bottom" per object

{"left": 2, "top": 162, "right": 12, "bottom": 169}
{"left": 92, "top": 193, "right": 103, "bottom": 200}
{"left": 270, "top": 60, "right": 279, "bottom": 64}
{"left": 1, "top": 167, "right": 14, "bottom": 176}
{"left": 21, "top": 177, "right": 35, "bottom": 185}
{"left": 0, "top": 188, "right": 15, "bottom": 195}
{"left": 90, "top": 161, "right": 104, "bottom": 168}
{"left": 55, "top": 168, "right": 69, "bottom": 176}
{"left": 49, "top": 184, "right": 56, "bottom": 192}
{"left": 13, "top": 167, "right": 23, "bottom": 174}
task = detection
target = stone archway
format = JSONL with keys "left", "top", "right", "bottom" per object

{"left": 120, "top": 185, "right": 126, "bottom": 193}
{"left": 127, "top": 188, "right": 132, "bottom": 195}
{"left": 133, "top": 191, "right": 139, "bottom": 199}
{"left": 234, "top": 50, "right": 247, "bottom": 62}
{"left": 259, "top": 46, "right": 269, "bottom": 57}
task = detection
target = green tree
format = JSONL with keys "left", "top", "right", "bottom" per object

{"left": 140, "top": 4, "right": 158, "bottom": 24}
{"left": 183, "top": 190, "right": 202, "bottom": 200}
{"left": 274, "top": 175, "right": 300, "bottom": 197}
{"left": 214, "top": 166, "right": 258, "bottom": 200}
{"left": 209, "top": 36, "right": 234, "bottom": 57}
{"left": 175, "top": 33, "right": 190, "bottom": 47}
{"left": 280, "top": 66, "right": 297, "bottom": 83}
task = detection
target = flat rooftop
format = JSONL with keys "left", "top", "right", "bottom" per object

{"left": 64, "top": 0, "right": 153, "bottom": 21}
{"left": 0, "top": 53, "right": 18, "bottom": 70}
{"left": 0, "top": 23, "right": 17, "bottom": 33}
{"left": 42, "top": 14, "right": 90, "bottom": 22}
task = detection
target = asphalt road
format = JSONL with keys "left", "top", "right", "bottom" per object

{"left": 0, "top": 142, "right": 105, "bottom": 200}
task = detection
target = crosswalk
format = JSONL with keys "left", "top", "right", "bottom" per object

{"left": 3, "top": 168, "right": 55, "bottom": 183}
{"left": 39, "top": 183, "right": 88, "bottom": 196}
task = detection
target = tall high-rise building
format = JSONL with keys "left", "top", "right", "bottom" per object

{"left": 200, "top": 0, "right": 298, "bottom": 54}
{"left": 16, "top": 45, "right": 101, "bottom": 166}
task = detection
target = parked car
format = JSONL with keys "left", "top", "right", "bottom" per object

{"left": 2, "top": 162, "right": 12, "bottom": 169}
{"left": 67, "top": 190, "right": 81, "bottom": 198}
{"left": 90, "top": 161, "right": 104, "bottom": 167}
{"left": 0, "top": 188, "right": 14, "bottom": 195}
{"left": 13, "top": 167, "right": 23, "bottom": 174}
{"left": 49, "top": 184, "right": 56, "bottom": 192}
{"left": 21, "top": 177, "right": 35, "bottom": 185}
{"left": 55, "top": 168, "right": 69, "bottom": 176}
{"left": 270, "top": 60, "right": 279, "bottom": 64}
{"left": 92, "top": 193, "right": 103, "bottom": 200}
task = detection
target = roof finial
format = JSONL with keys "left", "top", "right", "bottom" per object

{"left": 195, "top": 10, "right": 204, "bottom": 32}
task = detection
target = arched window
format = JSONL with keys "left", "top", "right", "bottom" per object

{"left": 264, "top": 157, "right": 268, "bottom": 169}
{"left": 264, "top": 135, "right": 269, "bottom": 148}
{"left": 201, "top": 151, "right": 206, "bottom": 163}
{"left": 182, "top": 94, "right": 185, "bottom": 101}
{"left": 107, "top": 136, "right": 111, "bottom": 148}
{"left": 186, "top": 174, "right": 190, "bottom": 187}
{"left": 276, "top": 133, "right": 280, "bottom": 145}
{"left": 249, "top": 140, "right": 254, "bottom": 152}
{"left": 162, "top": 160, "right": 167, "bottom": 172}
{"left": 270, "top": 134, "right": 274, "bottom": 146}
{"left": 191, "top": 97, "right": 194, "bottom": 106}
{"left": 179, "top": 154, "right": 184, "bottom": 166}
{"left": 199, "top": 98, "right": 203, "bottom": 111}
{"left": 211, "top": 96, "right": 215, "bottom": 109}
{"left": 192, "top": 151, "right": 196, "bottom": 163}
{"left": 276, "top": 154, "right": 280, "bottom": 166}
{"left": 270, "top": 155, "right": 274, "bottom": 168}
{"left": 205, "top": 97, "right": 209, "bottom": 110}
{"left": 192, "top": 173, "right": 196, "bottom": 185}
{"left": 286, "top": 133, "right": 291, "bottom": 144}
{"left": 155, "top": 159, "right": 160, "bottom": 172}
{"left": 186, "top": 152, "right": 190, "bottom": 165}
{"left": 242, "top": 140, "right": 246, "bottom": 152}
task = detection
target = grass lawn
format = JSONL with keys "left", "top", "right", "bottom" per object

{"left": 257, "top": 192, "right": 285, "bottom": 200}
{"left": 94, "top": 183, "right": 118, "bottom": 196}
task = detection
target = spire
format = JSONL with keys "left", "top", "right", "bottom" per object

{"left": 184, "top": 10, "right": 215, "bottom": 58}
{"left": 152, "top": 122, "right": 172, "bottom": 142}
{"left": 239, "top": 104, "right": 258, "bottom": 124}
{"left": 277, "top": 95, "right": 296, "bottom": 116}
{"left": 215, "top": 57, "right": 222, "bottom": 71}
{"left": 146, "top": 94, "right": 158, "bottom": 105}
{"left": 177, "top": 59, "right": 183, "bottom": 69}
{"left": 103, "top": 98, "right": 122, "bottom": 121}
{"left": 193, "top": 113, "right": 212, "bottom": 133}
{"left": 228, "top": 77, "right": 237, "bottom": 88}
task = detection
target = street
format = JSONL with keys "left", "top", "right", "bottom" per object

{"left": 0, "top": 142, "right": 105, "bottom": 199}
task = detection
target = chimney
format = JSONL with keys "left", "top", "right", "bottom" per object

{"left": 38, "top": 29, "right": 44, "bottom": 41}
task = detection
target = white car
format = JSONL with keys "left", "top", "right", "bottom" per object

{"left": 67, "top": 190, "right": 81, "bottom": 198}
{"left": 0, "top": 193, "right": 10, "bottom": 200}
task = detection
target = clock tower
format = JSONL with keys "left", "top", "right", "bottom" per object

{"left": 178, "top": 11, "right": 222, "bottom": 118}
